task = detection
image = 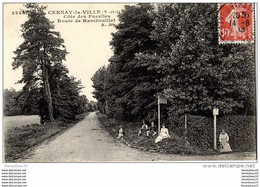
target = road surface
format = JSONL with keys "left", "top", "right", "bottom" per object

{"left": 21, "top": 112, "right": 256, "bottom": 162}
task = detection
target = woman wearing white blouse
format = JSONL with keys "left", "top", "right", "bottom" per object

{"left": 219, "top": 129, "right": 232, "bottom": 153}
{"left": 155, "top": 125, "right": 170, "bottom": 143}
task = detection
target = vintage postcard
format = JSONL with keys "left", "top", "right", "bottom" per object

{"left": 2, "top": 3, "right": 257, "bottom": 163}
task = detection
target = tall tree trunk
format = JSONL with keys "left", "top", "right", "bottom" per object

{"left": 43, "top": 63, "right": 55, "bottom": 122}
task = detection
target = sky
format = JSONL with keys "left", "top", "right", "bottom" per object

{"left": 3, "top": 3, "right": 132, "bottom": 101}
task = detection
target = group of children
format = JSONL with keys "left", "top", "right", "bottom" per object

{"left": 137, "top": 120, "right": 157, "bottom": 137}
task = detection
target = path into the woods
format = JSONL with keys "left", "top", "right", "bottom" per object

{"left": 21, "top": 112, "right": 256, "bottom": 162}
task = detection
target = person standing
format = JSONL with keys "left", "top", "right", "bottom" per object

{"left": 219, "top": 129, "right": 232, "bottom": 153}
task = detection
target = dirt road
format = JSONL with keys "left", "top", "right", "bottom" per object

{"left": 21, "top": 112, "right": 256, "bottom": 162}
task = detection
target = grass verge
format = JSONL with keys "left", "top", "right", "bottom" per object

{"left": 4, "top": 113, "right": 89, "bottom": 162}
{"left": 97, "top": 113, "right": 217, "bottom": 155}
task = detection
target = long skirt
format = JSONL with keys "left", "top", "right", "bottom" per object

{"left": 155, "top": 134, "right": 170, "bottom": 143}
{"left": 220, "top": 142, "right": 232, "bottom": 153}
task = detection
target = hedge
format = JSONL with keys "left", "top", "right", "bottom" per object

{"left": 172, "top": 114, "right": 256, "bottom": 152}
{"left": 218, "top": 115, "right": 256, "bottom": 152}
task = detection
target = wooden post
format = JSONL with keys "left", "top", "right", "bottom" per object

{"left": 213, "top": 108, "right": 219, "bottom": 150}
{"left": 184, "top": 114, "right": 187, "bottom": 131}
{"left": 214, "top": 115, "right": 217, "bottom": 150}
{"left": 158, "top": 100, "right": 160, "bottom": 134}
{"left": 157, "top": 96, "right": 167, "bottom": 134}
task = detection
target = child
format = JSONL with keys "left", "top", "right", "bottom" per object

{"left": 147, "top": 121, "right": 157, "bottom": 137}
{"left": 138, "top": 120, "right": 149, "bottom": 136}
{"left": 117, "top": 126, "right": 124, "bottom": 139}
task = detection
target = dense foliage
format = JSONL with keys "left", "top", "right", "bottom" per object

{"left": 173, "top": 114, "right": 256, "bottom": 152}
{"left": 4, "top": 88, "right": 40, "bottom": 116}
{"left": 92, "top": 3, "right": 255, "bottom": 122}
{"left": 12, "top": 3, "right": 89, "bottom": 122}
{"left": 92, "top": 3, "right": 256, "bottom": 152}
{"left": 92, "top": 4, "right": 163, "bottom": 121}
{"left": 218, "top": 115, "right": 256, "bottom": 151}
{"left": 138, "top": 4, "right": 255, "bottom": 118}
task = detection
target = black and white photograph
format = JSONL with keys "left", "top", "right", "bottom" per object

{"left": 2, "top": 3, "right": 257, "bottom": 164}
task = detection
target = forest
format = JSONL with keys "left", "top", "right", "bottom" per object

{"left": 92, "top": 4, "right": 255, "bottom": 121}
{"left": 92, "top": 4, "right": 256, "bottom": 152}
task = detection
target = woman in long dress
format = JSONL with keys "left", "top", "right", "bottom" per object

{"left": 155, "top": 125, "right": 170, "bottom": 143}
{"left": 219, "top": 129, "right": 232, "bottom": 153}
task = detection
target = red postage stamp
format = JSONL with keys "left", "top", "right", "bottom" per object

{"left": 219, "top": 3, "right": 254, "bottom": 44}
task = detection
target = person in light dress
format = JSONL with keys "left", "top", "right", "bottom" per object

{"left": 155, "top": 124, "right": 170, "bottom": 143}
{"left": 219, "top": 129, "right": 232, "bottom": 153}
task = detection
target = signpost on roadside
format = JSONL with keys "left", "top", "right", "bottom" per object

{"left": 213, "top": 108, "right": 219, "bottom": 150}
{"left": 157, "top": 97, "right": 167, "bottom": 134}
{"left": 184, "top": 114, "right": 187, "bottom": 131}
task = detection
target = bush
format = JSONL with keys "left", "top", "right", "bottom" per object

{"left": 218, "top": 115, "right": 256, "bottom": 152}
{"left": 172, "top": 114, "right": 256, "bottom": 152}
{"left": 185, "top": 115, "right": 213, "bottom": 151}
{"left": 97, "top": 113, "right": 202, "bottom": 155}
{"left": 4, "top": 107, "right": 22, "bottom": 116}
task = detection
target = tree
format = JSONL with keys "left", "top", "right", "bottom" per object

{"left": 91, "top": 66, "right": 107, "bottom": 113}
{"left": 39, "top": 62, "right": 88, "bottom": 122}
{"left": 92, "top": 3, "right": 255, "bottom": 124}
{"left": 103, "top": 4, "right": 162, "bottom": 121}
{"left": 4, "top": 89, "right": 22, "bottom": 116}
{"left": 12, "top": 3, "right": 67, "bottom": 122}
{"left": 139, "top": 3, "right": 255, "bottom": 118}
{"left": 16, "top": 86, "right": 40, "bottom": 115}
{"left": 4, "top": 88, "right": 39, "bottom": 116}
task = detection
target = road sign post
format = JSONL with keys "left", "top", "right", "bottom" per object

{"left": 158, "top": 101, "right": 160, "bottom": 134}
{"left": 185, "top": 114, "right": 187, "bottom": 131}
{"left": 213, "top": 108, "right": 219, "bottom": 150}
{"left": 157, "top": 97, "right": 167, "bottom": 134}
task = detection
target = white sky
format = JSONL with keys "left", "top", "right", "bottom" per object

{"left": 3, "top": 3, "right": 131, "bottom": 101}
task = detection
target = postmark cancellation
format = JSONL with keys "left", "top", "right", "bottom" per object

{"left": 218, "top": 3, "right": 255, "bottom": 44}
